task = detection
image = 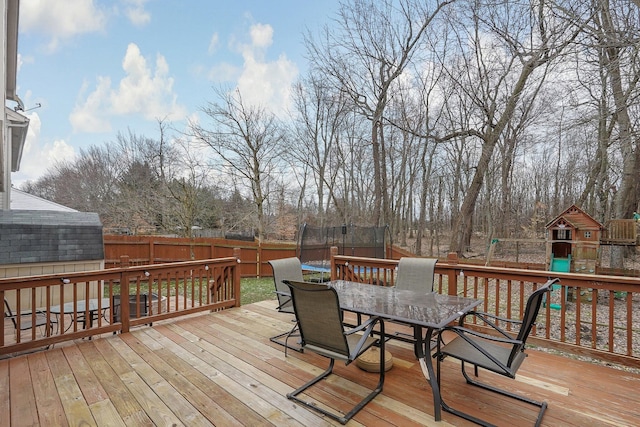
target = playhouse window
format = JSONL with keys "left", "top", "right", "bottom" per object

{"left": 584, "top": 231, "right": 591, "bottom": 238}
{"left": 556, "top": 229, "right": 570, "bottom": 240}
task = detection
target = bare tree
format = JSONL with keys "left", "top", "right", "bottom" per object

{"left": 22, "top": 146, "right": 120, "bottom": 217}
{"left": 290, "top": 75, "right": 350, "bottom": 227}
{"left": 191, "top": 88, "right": 285, "bottom": 243}
{"left": 444, "top": 0, "right": 586, "bottom": 254}
{"left": 306, "top": 0, "right": 452, "bottom": 228}
{"left": 164, "top": 140, "right": 215, "bottom": 238}
{"left": 584, "top": 0, "right": 640, "bottom": 266}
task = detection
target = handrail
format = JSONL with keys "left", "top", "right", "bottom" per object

{"left": 0, "top": 251, "right": 241, "bottom": 356}
{"left": 330, "top": 250, "right": 640, "bottom": 369}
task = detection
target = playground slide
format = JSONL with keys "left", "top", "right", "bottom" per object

{"left": 549, "top": 255, "right": 571, "bottom": 273}
{"left": 547, "top": 255, "right": 569, "bottom": 310}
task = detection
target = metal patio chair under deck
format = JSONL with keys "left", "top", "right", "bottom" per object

{"left": 4, "top": 298, "right": 55, "bottom": 338}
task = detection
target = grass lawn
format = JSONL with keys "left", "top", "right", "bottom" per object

{"left": 240, "top": 272, "right": 329, "bottom": 305}
{"left": 241, "top": 277, "right": 277, "bottom": 305}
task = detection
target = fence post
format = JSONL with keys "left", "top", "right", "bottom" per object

{"left": 446, "top": 252, "right": 459, "bottom": 296}
{"left": 149, "top": 239, "right": 154, "bottom": 264}
{"left": 330, "top": 246, "right": 338, "bottom": 281}
{"left": 233, "top": 247, "right": 242, "bottom": 307}
{"left": 257, "top": 241, "right": 262, "bottom": 278}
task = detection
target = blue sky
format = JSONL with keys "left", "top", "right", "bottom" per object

{"left": 12, "top": 0, "right": 340, "bottom": 186}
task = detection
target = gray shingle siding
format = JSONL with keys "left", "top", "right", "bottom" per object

{"left": 0, "top": 211, "right": 104, "bottom": 265}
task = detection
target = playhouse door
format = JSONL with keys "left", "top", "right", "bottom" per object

{"left": 552, "top": 242, "right": 571, "bottom": 258}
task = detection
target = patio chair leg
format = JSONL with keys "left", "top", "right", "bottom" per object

{"left": 437, "top": 360, "right": 547, "bottom": 427}
{"left": 460, "top": 366, "right": 548, "bottom": 426}
{"left": 287, "top": 344, "right": 385, "bottom": 425}
{"left": 270, "top": 321, "right": 302, "bottom": 357}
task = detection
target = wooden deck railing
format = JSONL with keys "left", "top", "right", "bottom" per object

{"left": 330, "top": 250, "right": 640, "bottom": 369}
{"left": 6, "top": 246, "right": 640, "bottom": 370}
{"left": 0, "top": 251, "right": 241, "bottom": 356}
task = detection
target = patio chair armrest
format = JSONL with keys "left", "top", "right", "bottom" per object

{"left": 34, "top": 309, "right": 50, "bottom": 316}
{"left": 463, "top": 310, "right": 523, "bottom": 326}
{"left": 444, "top": 325, "right": 521, "bottom": 346}
{"left": 347, "top": 316, "right": 385, "bottom": 359}
{"left": 274, "top": 291, "right": 292, "bottom": 310}
{"left": 345, "top": 315, "right": 381, "bottom": 335}
{"left": 13, "top": 309, "right": 54, "bottom": 319}
{"left": 460, "top": 311, "right": 522, "bottom": 339}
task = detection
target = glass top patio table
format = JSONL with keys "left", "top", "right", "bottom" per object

{"left": 326, "top": 280, "right": 482, "bottom": 422}
{"left": 49, "top": 298, "right": 111, "bottom": 331}
{"left": 327, "top": 280, "right": 481, "bottom": 328}
{"left": 49, "top": 298, "right": 111, "bottom": 315}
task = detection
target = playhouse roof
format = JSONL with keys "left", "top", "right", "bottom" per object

{"left": 545, "top": 204, "right": 603, "bottom": 230}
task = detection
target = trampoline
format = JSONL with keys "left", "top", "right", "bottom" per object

{"left": 297, "top": 223, "right": 390, "bottom": 273}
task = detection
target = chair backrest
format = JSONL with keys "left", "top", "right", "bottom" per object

{"left": 395, "top": 257, "right": 437, "bottom": 292}
{"left": 268, "top": 257, "right": 303, "bottom": 314}
{"left": 508, "top": 278, "right": 558, "bottom": 365}
{"left": 285, "top": 280, "right": 350, "bottom": 359}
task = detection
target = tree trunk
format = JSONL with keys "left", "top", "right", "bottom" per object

{"left": 599, "top": 0, "right": 638, "bottom": 267}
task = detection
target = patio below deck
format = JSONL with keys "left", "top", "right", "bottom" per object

{"left": 1, "top": 299, "right": 638, "bottom": 426}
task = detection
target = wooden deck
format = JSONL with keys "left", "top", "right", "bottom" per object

{"left": 1, "top": 299, "right": 639, "bottom": 426}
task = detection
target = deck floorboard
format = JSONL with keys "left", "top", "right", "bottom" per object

{"left": 1, "top": 299, "right": 639, "bottom": 426}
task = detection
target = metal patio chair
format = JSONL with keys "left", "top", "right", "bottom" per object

{"left": 434, "top": 278, "right": 559, "bottom": 426}
{"left": 268, "top": 257, "right": 304, "bottom": 354}
{"left": 284, "top": 280, "right": 385, "bottom": 425}
{"left": 395, "top": 257, "right": 437, "bottom": 292}
{"left": 4, "top": 298, "right": 55, "bottom": 338}
{"left": 393, "top": 257, "right": 438, "bottom": 351}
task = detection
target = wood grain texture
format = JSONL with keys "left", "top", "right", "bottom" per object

{"left": 0, "top": 299, "right": 638, "bottom": 426}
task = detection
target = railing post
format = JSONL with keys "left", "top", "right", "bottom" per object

{"left": 330, "top": 246, "right": 338, "bottom": 281}
{"left": 233, "top": 248, "right": 242, "bottom": 307}
{"left": 120, "top": 262, "right": 131, "bottom": 333}
{"left": 120, "top": 255, "right": 129, "bottom": 268}
{"left": 446, "top": 252, "right": 459, "bottom": 296}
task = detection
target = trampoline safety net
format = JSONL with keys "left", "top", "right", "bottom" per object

{"left": 296, "top": 223, "right": 389, "bottom": 270}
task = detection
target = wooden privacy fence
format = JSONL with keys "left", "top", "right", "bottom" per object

{"left": 0, "top": 254, "right": 241, "bottom": 356}
{"left": 330, "top": 251, "right": 640, "bottom": 369}
{"left": 104, "top": 235, "right": 296, "bottom": 277}
{"left": 104, "top": 235, "right": 550, "bottom": 276}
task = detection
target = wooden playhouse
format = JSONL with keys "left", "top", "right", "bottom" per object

{"left": 545, "top": 205, "right": 603, "bottom": 274}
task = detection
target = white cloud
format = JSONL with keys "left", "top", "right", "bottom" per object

{"left": 11, "top": 113, "right": 77, "bottom": 186}
{"left": 20, "top": 0, "right": 108, "bottom": 52}
{"left": 249, "top": 24, "right": 273, "bottom": 49}
{"left": 123, "top": 0, "right": 151, "bottom": 27}
{"left": 70, "top": 43, "right": 187, "bottom": 133}
{"left": 70, "top": 77, "right": 113, "bottom": 133}
{"left": 208, "top": 33, "right": 220, "bottom": 54}
{"left": 238, "top": 25, "right": 297, "bottom": 115}
{"left": 211, "top": 23, "right": 298, "bottom": 115}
